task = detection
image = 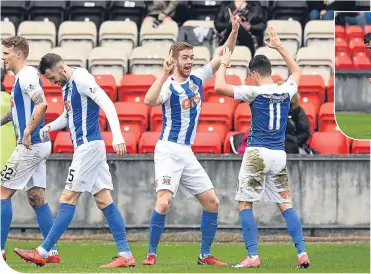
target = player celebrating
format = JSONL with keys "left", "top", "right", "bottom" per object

{"left": 1, "top": 36, "right": 59, "bottom": 263}
{"left": 141, "top": 9, "right": 240, "bottom": 267}
{"left": 13, "top": 53, "right": 135, "bottom": 268}
{"left": 214, "top": 27, "right": 310, "bottom": 268}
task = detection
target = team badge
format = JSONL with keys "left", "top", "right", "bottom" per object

{"left": 162, "top": 176, "right": 171, "bottom": 185}
{"left": 189, "top": 81, "right": 199, "bottom": 93}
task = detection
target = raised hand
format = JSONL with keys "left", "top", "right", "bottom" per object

{"left": 163, "top": 49, "right": 175, "bottom": 74}
{"left": 264, "top": 26, "right": 283, "bottom": 50}
{"left": 221, "top": 47, "right": 232, "bottom": 68}
{"left": 113, "top": 142, "right": 126, "bottom": 156}
{"left": 39, "top": 125, "right": 51, "bottom": 142}
{"left": 229, "top": 8, "right": 241, "bottom": 32}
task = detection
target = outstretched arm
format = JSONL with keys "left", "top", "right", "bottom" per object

{"left": 215, "top": 48, "right": 234, "bottom": 97}
{"left": 1, "top": 109, "right": 12, "bottom": 126}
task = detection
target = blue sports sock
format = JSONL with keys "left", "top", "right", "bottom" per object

{"left": 34, "top": 203, "right": 57, "bottom": 251}
{"left": 1, "top": 199, "right": 12, "bottom": 250}
{"left": 282, "top": 208, "right": 306, "bottom": 254}
{"left": 200, "top": 210, "right": 218, "bottom": 255}
{"left": 101, "top": 203, "right": 131, "bottom": 253}
{"left": 41, "top": 203, "right": 75, "bottom": 252}
{"left": 148, "top": 210, "right": 166, "bottom": 254}
{"left": 239, "top": 209, "right": 258, "bottom": 256}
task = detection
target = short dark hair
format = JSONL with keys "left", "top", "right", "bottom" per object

{"left": 39, "top": 53, "right": 63, "bottom": 74}
{"left": 1, "top": 36, "right": 29, "bottom": 58}
{"left": 364, "top": 32, "right": 371, "bottom": 45}
{"left": 248, "top": 55, "right": 272, "bottom": 76}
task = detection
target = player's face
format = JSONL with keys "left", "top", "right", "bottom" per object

{"left": 44, "top": 65, "right": 68, "bottom": 87}
{"left": 2, "top": 46, "right": 20, "bottom": 72}
{"left": 366, "top": 41, "right": 371, "bottom": 49}
{"left": 175, "top": 49, "right": 194, "bottom": 78}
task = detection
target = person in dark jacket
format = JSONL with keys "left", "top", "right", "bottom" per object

{"left": 285, "top": 92, "right": 311, "bottom": 154}
{"left": 215, "top": 0, "right": 266, "bottom": 56}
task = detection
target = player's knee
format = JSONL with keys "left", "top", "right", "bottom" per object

{"left": 60, "top": 190, "right": 80, "bottom": 205}
{"left": 94, "top": 189, "right": 113, "bottom": 210}
{"left": 237, "top": 201, "right": 253, "bottom": 212}
{"left": 0, "top": 186, "right": 16, "bottom": 199}
{"left": 27, "top": 188, "right": 45, "bottom": 208}
{"left": 155, "top": 194, "right": 172, "bottom": 214}
{"left": 205, "top": 196, "right": 219, "bottom": 212}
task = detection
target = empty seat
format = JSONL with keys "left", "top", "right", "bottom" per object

{"left": 26, "top": 50, "right": 45, "bottom": 68}
{"left": 0, "top": 1, "right": 27, "bottom": 28}
{"left": 310, "top": 132, "right": 350, "bottom": 154}
{"left": 296, "top": 46, "right": 334, "bottom": 84}
{"left": 190, "top": 1, "right": 222, "bottom": 21}
{"left": 45, "top": 97, "right": 64, "bottom": 141}
{"left": 214, "top": 46, "right": 251, "bottom": 81}
{"left": 300, "top": 102, "right": 316, "bottom": 132}
{"left": 119, "top": 74, "right": 156, "bottom": 102}
{"left": 18, "top": 21, "right": 56, "bottom": 55}
{"left": 335, "top": 37, "right": 351, "bottom": 57}
{"left": 58, "top": 21, "right": 97, "bottom": 58}
{"left": 351, "top": 140, "right": 371, "bottom": 154}
{"left": 140, "top": 20, "right": 178, "bottom": 49}
{"left": 89, "top": 47, "right": 128, "bottom": 85}
{"left": 2, "top": 74, "right": 14, "bottom": 92}
{"left": 94, "top": 74, "right": 117, "bottom": 102}
{"left": 265, "top": 20, "right": 302, "bottom": 56}
{"left": 304, "top": 20, "right": 334, "bottom": 49}
{"left": 108, "top": 0, "right": 146, "bottom": 27}
{"left": 234, "top": 103, "right": 252, "bottom": 132}
{"left": 0, "top": 21, "right": 15, "bottom": 39}
{"left": 192, "top": 46, "right": 211, "bottom": 70}
{"left": 114, "top": 102, "right": 148, "bottom": 142}
{"left": 101, "top": 131, "right": 137, "bottom": 154}
{"left": 53, "top": 132, "right": 74, "bottom": 153}
{"left": 353, "top": 55, "right": 371, "bottom": 69}
{"left": 345, "top": 25, "right": 364, "bottom": 40}
{"left": 255, "top": 46, "right": 288, "bottom": 79}
{"left": 192, "top": 132, "right": 221, "bottom": 154}
{"left": 139, "top": 131, "right": 161, "bottom": 153}
{"left": 150, "top": 106, "right": 163, "bottom": 132}
{"left": 349, "top": 37, "right": 367, "bottom": 54}
{"left": 318, "top": 102, "right": 337, "bottom": 132}
{"left": 335, "top": 55, "right": 353, "bottom": 70}
{"left": 335, "top": 25, "right": 345, "bottom": 39}
{"left": 50, "top": 47, "right": 86, "bottom": 68}
{"left": 68, "top": 1, "right": 107, "bottom": 28}
{"left": 28, "top": 1, "right": 67, "bottom": 28}
{"left": 223, "top": 131, "right": 244, "bottom": 154}
{"left": 298, "top": 74, "right": 326, "bottom": 114}
{"left": 99, "top": 21, "right": 138, "bottom": 56}
{"left": 129, "top": 46, "right": 168, "bottom": 74}
{"left": 197, "top": 103, "right": 232, "bottom": 141}
{"left": 327, "top": 75, "right": 334, "bottom": 102}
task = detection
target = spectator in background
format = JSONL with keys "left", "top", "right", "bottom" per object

{"left": 307, "top": 0, "right": 335, "bottom": 21}
{"left": 215, "top": 1, "right": 266, "bottom": 56}
{"left": 365, "top": 12, "right": 371, "bottom": 25}
{"left": 145, "top": 0, "right": 190, "bottom": 27}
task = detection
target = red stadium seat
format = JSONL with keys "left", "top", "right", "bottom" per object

{"left": 310, "top": 132, "right": 350, "bottom": 154}
{"left": 335, "top": 25, "right": 345, "bottom": 39}
{"left": 349, "top": 37, "right": 368, "bottom": 55}
{"left": 335, "top": 55, "right": 353, "bottom": 70}
{"left": 45, "top": 97, "right": 64, "bottom": 141}
{"left": 352, "top": 55, "right": 371, "bottom": 69}
{"left": 205, "top": 93, "right": 239, "bottom": 112}
{"left": 335, "top": 37, "right": 351, "bottom": 57}
{"left": 327, "top": 76, "right": 334, "bottom": 102}
{"left": 94, "top": 74, "right": 117, "bottom": 102}
{"left": 365, "top": 25, "right": 371, "bottom": 34}
{"left": 118, "top": 74, "right": 156, "bottom": 102}
{"left": 300, "top": 103, "right": 317, "bottom": 132}
{"left": 138, "top": 131, "right": 161, "bottom": 153}
{"left": 198, "top": 103, "right": 232, "bottom": 141}
{"left": 114, "top": 102, "right": 148, "bottom": 142}
{"left": 192, "top": 132, "right": 221, "bottom": 154}
{"left": 53, "top": 132, "right": 74, "bottom": 153}
{"left": 203, "top": 75, "right": 241, "bottom": 101}
{"left": 245, "top": 75, "right": 283, "bottom": 85}
{"left": 223, "top": 131, "right": 244, "bottom": 154}
{"left": 234, "top": 103, "right": 251, "bottom": 132}
{"left": 351, "top": 140, "right": 371, "bottom": 154}
{"left": 99, "top": 109, "right": 107, "bottom": 130}
{"left": 3, "top": 74, "right": 14, "bottom": 93}
{"left": 345, "top": 25, "right": 364, "bottom": 40}
{"left": 150, "top": 106, "right": 162, "bottom": 132}
{"left": 318, "top": 102, "right": 337, "bottom": 132}
{"left": 298, "top": 75, "right": 325, "bottom": 115}
{"left": 101, "top": 131, "right": 137, "bottom": 154}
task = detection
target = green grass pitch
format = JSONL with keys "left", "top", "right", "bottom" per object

{"left": 336, "top": 112, "right": 371, "bottom": 140}
{"left": 4, "top": 241, "right": 370, "bottom": 273}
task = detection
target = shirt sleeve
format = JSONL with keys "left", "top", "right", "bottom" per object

{"left": 283, "top": 78, "right": 298, "bottom": 99}
{"left": 20, "top": 69, "right": 43, "bottom": 98}
{"left": 192, "top": 64, "right": 213, "bottom": 84}
{"left": 159, "top": 80, "right": 171, "bottom": 104}
{"left": 232, "top": 85, "right": 260, "bottom": 103}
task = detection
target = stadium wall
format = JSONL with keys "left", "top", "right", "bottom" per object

{"left": 335, "top": 71, "right": 371, "bottom": 112}
{"left": 10, "top": 155, "right": 370, "bottom": 230}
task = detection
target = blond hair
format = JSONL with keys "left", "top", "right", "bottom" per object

{"left": 170, "top": 42, "right": 193, "bottom": 58}
{"left": 1, "top": 36, "right": 29, "bottom": 58}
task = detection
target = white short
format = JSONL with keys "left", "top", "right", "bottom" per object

{"left": 235, "top": 147, "right": 291, "bottom": 204}
{"left": 65, "top": 140, "right": 113, "bottom": 195}
{"left": 154, "top": 140, "right": 214, "bottom": 199}
{"left": 1, "top": 142, "right": 51, "bottom": 191}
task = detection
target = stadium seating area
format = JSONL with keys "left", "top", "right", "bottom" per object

{"left": 1, "top": 1, "right": 370, "bottom": 155}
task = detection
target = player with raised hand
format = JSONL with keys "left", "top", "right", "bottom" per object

{"left": 0, "top": 36, "right": 60, "bottom": 263}
{"left": 13, "top": 53, "right": 134, "bottom": 268}
{"left": 141, "top": 8, "right": 241, "bottom": 267}
{"left": 214, "top": 26, "right": 310, "bottom": 269}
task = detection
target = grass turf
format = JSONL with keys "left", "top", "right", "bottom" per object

{"left": 336, "top": 112, "right": 371, "bottom": 140}
{"left": 3, "top": 241, "right": 370, "bottom": 273}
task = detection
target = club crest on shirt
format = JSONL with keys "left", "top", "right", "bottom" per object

{"left": 162, "top": 175, "right": 171, "bottom": 185}
{"left": 189, "top": 81, "right": 199, "bottom": 93}
{"left": 64, "top": 100, "right": 72, "bottom": 111}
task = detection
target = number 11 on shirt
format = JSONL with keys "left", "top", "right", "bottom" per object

{"left": 269, "top": 102, "right": 281, "bottom": 130}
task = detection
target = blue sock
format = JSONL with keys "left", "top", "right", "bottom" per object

{"left": 239, "top": 209, "right": 258, "bottom": 256}
{"left": 200, "top": 210, "right": 218, "bottom": 255}
{"left": 101, "top": 203, "right": 131, "bottom": 253}
{"left": 148, "top": 210, "right": 166, "bottom": 254}
{"left": 34, "top": 203, "right": 57, "bottom": 251}
{"left": 282, "top": 208, "right": 306, "bottom": 254}
{"left": 1, "top": 199, "right": 12, "bottom": 250}
{"left": 40, "top": 203, "right": 75, "bottom": 252}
